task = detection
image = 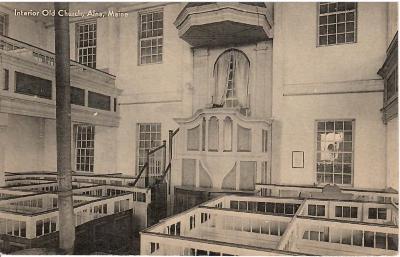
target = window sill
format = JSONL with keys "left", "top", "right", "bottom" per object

{"left": 316, "top": 41, "right": 357, "bottom": 48}
{"left": 138, "top": 61, "right": 163, "bottom": 66}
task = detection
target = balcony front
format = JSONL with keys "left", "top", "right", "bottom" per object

{"left": 0, "top": 35, "right": 121, "bottom": 127}
{"left": 174, "top": 2, "right": 273, "bottom": 47}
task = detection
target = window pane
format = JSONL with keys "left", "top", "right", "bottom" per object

{"left": 364, "top": 231, "right": 374, "bottom": 248}
{"left": 15, "top": 71, "right": 52, "bottom": 99}
{"left": 318, "top": 3, "right": 357, "bottom": 46}
{"left": 368, "top": 208, "right": 377, "bottom": 219}
{"left": 319, "top": 36, "right": 328, "bottom": 45}
{"left": 335, "top": 206, "right": 342, "bottom": 217}
{"left": 257, "top": 202, "right": 266, "bottom": 212}
{"left": 276, "top": 203, "right": 284, "bottom": 214}
{"left": 351, "top": 207, "right": 358, "bottom": 218}
{"left": 310, "top": 231, "right": 319, "bottom": 241}
{"left": 353, "top": 230, "right": 363, "bottom": 246}
{"left": 388, "top": 234, "right": 398, "bottom": 251}
{"left": 88, "top": 91, "right": 110, "bottom": 111}
{"left": 375, "top": 232, "right": 387, "bottom": 249}
{"left": 266, "top": 203, "right": 275, "bottom": 213}
{"left": 230, "top": 201, "right": 238, "bottom": 209}
{"left": 317, "top": 205, "right": 325, "bottom": 216}
{"left": 285, "top": 204, "right": 294, "bottom": 215}
{"left": 378, "top": 208, "right": 387, "bottom": 219}
{"left": 343, "top": 206, "right": 350, "bottom": 218}
{"left": 308, "top": 205, "right": 316, "bottom": 216}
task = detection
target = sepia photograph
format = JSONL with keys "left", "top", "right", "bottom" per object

{"left": 0, "top": 1, "right": 398, "bottom": 255}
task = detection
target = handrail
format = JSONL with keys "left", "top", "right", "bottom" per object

{"left": 0, "top": 34, "right": 115, "bottom": 79}
{"left": 160, "top": 163, "right": 171, "bottom": 182}
{"left": 148, "top": 142, "right": 166, "bottom": 155}
{"left": 171, "top": 128, "right": 179, "bottom": 137}
{"left": 132, "top": 127, "right": 178, "bottom": 190}
{"left": 131, "top": 163, "right": 149, "bottom": 187}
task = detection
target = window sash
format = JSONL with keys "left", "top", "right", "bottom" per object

{"left": 136, "top": 123, "right": 161, "bottom": 173}
{"left": 317, "top": 2, "right": 357, "bottom": 46}
{"left": 74, "top": 124, "right": 95, "bottom": 172}
{"left": 0, "top": 13, "right": 8, "bottom": 36}
{"left": 139, "top": 11, "right": 163, "bottom": 65}
{"left": 76, "top": 21, "right": 97, "bottom": 68}
{"left": 316, "top": 120, "right": 354, "bottom": 185}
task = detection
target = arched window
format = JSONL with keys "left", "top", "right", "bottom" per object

{"left": 213, "top": 49, "right": 250, "bottom": 109}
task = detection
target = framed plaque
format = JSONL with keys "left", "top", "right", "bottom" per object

{"left": 292, "top": 151, "right": 304, "bottom": 168}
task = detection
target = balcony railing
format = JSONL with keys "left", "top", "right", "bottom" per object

{"left": 0, "top": 35, "right": 115, "bottom": 80}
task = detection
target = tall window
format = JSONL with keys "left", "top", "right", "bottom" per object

{"left": 74, "top": 124, "right": 95, "bottom": 172}
{"left": 316, "top": 120, "right": 353, "bottom": 185}
{"left": 213, "top": 49, "right": 250, "bottom": 113}
{"left": 0, "top": 13, "right": 8, "bottom": 36}
{"left": 318, "top": 2, "right": 357, "bottom": 46}
{"left": 76, "top": 20, "right": 97, "bottom": 68}
{"left": 137, "top": 123, "right": 161, "bottom": 173}
{"left": 139, "top": 10, "right": 163, "bottom": 64}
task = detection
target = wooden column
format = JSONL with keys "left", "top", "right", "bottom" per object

{"left": 54, "top": 2, "right": 75, "bottom": 254}
{"left": 0, "top": 125, "right": 6, "bottom": 187}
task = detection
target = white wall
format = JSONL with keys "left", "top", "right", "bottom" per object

{"left": 272, "top": 3, "right": 388, "bottom": 189}
{"left": 387, "top": 2, "right": 398, "bottom": 47}
{"left": 277, "top": 2, "right": 387, "bottom": 86}
{"left": 0, "top": 5, "right": 48, "bottom": 48}
{"left": 3, "top": 114, "right": 118, "bottom": 174}
{"left": 274, "top": 93, "right": 386, "bottom": 189}
{"left": 116, "top": 102, "right": 181, "bottom": 176}
{"left": 5, "top": 114, "right": 42, "bottom": 172}
{"left": 94, "top": 125, "right": 118, "bottom": 174}
{"left": 116, "top": 3, "right": 191, "bottom": 98}
{"left": 115, "top": 3, "right": 192, "bottom": 176}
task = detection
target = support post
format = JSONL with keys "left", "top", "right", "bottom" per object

{"left": 145, "top": 149, "right": 150, "bottom": 187}
{"left": 168, "top": 130, "right": 173, "bottom": 195}
{"left": 162, "top": 140, "right": 166, "bottom": 173}
{"left": 54, "top": 2, "right": 75, "bottom": 254}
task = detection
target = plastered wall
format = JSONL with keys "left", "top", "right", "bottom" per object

{"left": 271, "top": 2, "right": 388, "bottom": 189}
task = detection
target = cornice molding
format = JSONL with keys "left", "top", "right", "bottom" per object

{"left": 1, "top": 53, "right": 121, "bottom": 96}
{"left": 283, "top": 79, "right": 384, "bottom": 96}
{"left": 0, "top": 94, "right": 119, "bottom": 127}
{"left": 174, "top": 108, "right": 273, "bottom": 127}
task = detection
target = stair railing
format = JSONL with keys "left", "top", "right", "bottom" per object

{"left": 131, "top": 127, "right": 179, "bottom": 190}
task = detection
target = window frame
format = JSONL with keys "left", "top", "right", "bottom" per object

{"left": 335, "top": 205, "right": 358, "bottom": 219}
{"left": 368, "top": 207, "right": 388, "bottom": 220}
{"left": 74, "top": 124, "right": 95, "bottom": 172}
{"left": 75, "top": 19, "right": 97, "bottom": 68}
{"left": 316, "top": 2, "right": 358, "bottom": 47}
{"left": 315, "top": 119, "right": 355, "bottom": 186}
{"left": 384, "top": 66, "right": 398, "bottom": 106}
{"left": 308, "top": 204, "right": 326, "bottom": 217}
{"left": 136, "top": 123, "right": 162, "bottom": 174}
{"left": 138, "top": 8, "right": 164, "bottom": 65}
{"left": 0, "top": 12, "right": 8, "bottom": 36}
